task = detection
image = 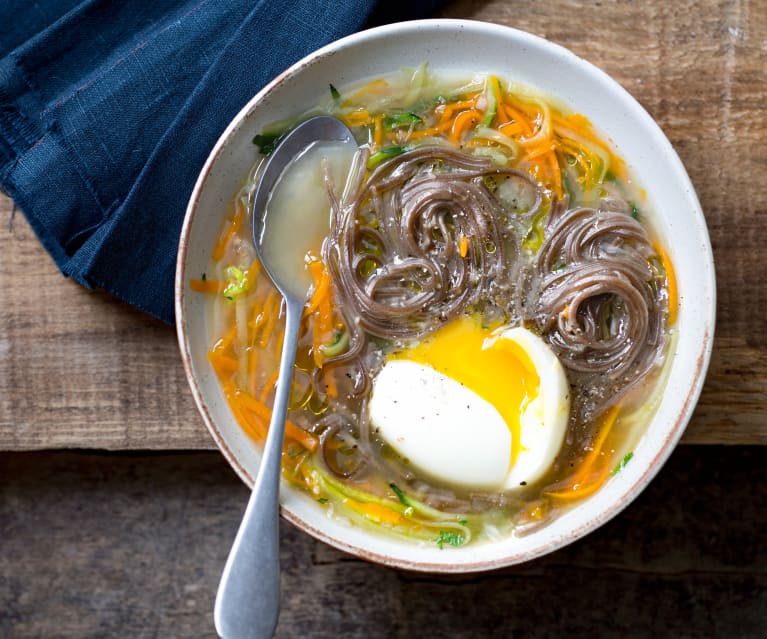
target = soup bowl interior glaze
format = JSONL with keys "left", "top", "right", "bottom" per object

{"left": 176, "top": 19, "right": 715, "bottom": 572}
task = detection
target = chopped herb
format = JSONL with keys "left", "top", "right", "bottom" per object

{"left": 384, "top": 112, "right": 423, "bottom": 130}
{"left": 436, "top": 530, "right": 465, "bottom": 549}
{"left": 631, "top": 204, "right": 641, "bottom": 220}
{"left": 367, "top": 146, "right": 409, "bottom": 169}
{"left": 317, "top": 497, "right": 329, "bottom": 504}
{"left": 611, "top": 451, "right": 634, "bottom": 475}
{"left": 252, "top": 132, "right": 283, "bottom": 155}
{"left": 459, "top": 519, "right": 468, "bottom": 526}
{"left": 605, "top": 169, "right": 617, "bottom": 182}
{"left": 389, "top": 483, "right": 412, "bottom": 506}
{"left": 223, "top": 265, "right": 247, "bottom": 301}
{"left": 329, "top": 83, "right": 341, "bottom": 101}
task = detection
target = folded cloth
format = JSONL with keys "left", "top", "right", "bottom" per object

{"left": 0, "top": 0, "right": 443, "bottom": 324}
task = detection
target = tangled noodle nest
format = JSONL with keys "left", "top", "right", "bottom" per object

{"left": 313, "top": 145, "right": 667, "bottom": 490}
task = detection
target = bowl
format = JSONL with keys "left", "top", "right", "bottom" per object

{"left": 175, "top": 19, "right": 715, "bottom": 572}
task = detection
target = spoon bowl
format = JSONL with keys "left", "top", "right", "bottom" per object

{"left": 213, "top": 116, "right": 355, "bottom": 639}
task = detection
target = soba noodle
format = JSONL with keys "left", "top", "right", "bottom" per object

{"left": 196, "top": 68, "right": 675, "bottom": 546}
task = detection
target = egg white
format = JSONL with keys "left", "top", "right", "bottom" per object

{"left": 369, "top": 326, "right": 570, "bottom": 492}
{"left": 490, "top": 327, "right": 570, "bottom": 489}
{"left": 370, "top": 359, "right": 512, "bottom": 489}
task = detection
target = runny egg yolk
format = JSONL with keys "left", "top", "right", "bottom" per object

{"left": 391, "top": 317, "right": 540, "bottom": 465}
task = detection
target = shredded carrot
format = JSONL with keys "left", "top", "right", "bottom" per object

{"left": 407, "top": 119, "right": 454, "bottom": 140}
{"left": 305, "top": 261, "right": 331, "bottom": 314}
{"left": 557, "top": 138, "right": 592, "bottom": 184}
{"left": 212, "top": 201, "right": 244, "bottom": 262}
{"left": 235, "top": 390, "right": 318, "bottom": 452}
{"left": 232, "top": 398, "right": 268, "bottom": 441}
{"left": 437, "top": 93, "right": 481, "bottom": 123}
{"left": 553, "top": 113, "right": 627, "bottom": 184}
{"left": 450, "top": 109, "right": 481, "bottom": 144}
{"left": 458, "top": 235, "right": 469, "bottom": 258}
{"left": 208, "top": 351, "right": 239, "bottom": 376}
{"left": 306, "top": 261, "right": 334, "bottom": 368}
{"left": 299, "top": 462, "right": 320, "bottom": 494}
{"left": 259, "top": 291, "right": 281, "bottom": 349}
{"left": 373, "top": 114, "right": 384, "bottom": 149}
{"left": 525, "top": 140, "right": 556, "bottom": 160}
{"left": 545, "top": 405, "right": 620, "bottom": 500}
{"left": 189, "top": 279, "right": 224, "bottom": 294}
{"left": 544, "top": 149, "right": 563, "bottom": 197}
{"left": 343, "top": 79, "right": 389, "bottom": 106}
{"left": 212, "top": 325, "right": 237, "bottom": 354}
{"left": 654, "top": 242, "right": 678, "bottom": 326}
{"left": 259, "top": 368, "right": 279, "bottom": 403}
{"left": 281, "top": 448, "right": 311, "bottom": 487}
{"left": 314, "top": 296, "right": 333, "bottom": 368}
{"left": 247, "top": 347, "right": 258, "bottom": 396}
{"left": 495, "top": 100, "right": 514, "bottom": 126}
{"left": 553, "top": 113, "right": 611, "bottom": 155}
{"left": 242, "top": 257, "right": 262, "bottom": 291}
{"left": 497, "top": 121, "right": 527, "bottom": 138}
{"left": 501, "top": 99, "right": 535, "bottom": 135}
{"left": 222, "top": 382, "right": 267, "bottom": 442}
{"left": 340, "top": 109, "right": 372, "bottom": 128}
{"left": 344, "top": 499, "right": 403, "bottom": 525}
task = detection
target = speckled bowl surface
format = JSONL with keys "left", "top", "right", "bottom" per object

{"left": 175, "top": 19, "right": 715, "bottom": 572}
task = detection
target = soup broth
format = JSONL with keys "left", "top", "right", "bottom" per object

{"left": 191, "top": 66, "right": 676, "bottom": 548}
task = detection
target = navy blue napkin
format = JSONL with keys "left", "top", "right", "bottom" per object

{"left": 0, "top": 0, "right": 443, "bottom": 324}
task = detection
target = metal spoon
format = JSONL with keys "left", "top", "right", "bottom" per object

{"left": 214, "top": 116, "right": 355, "bottom": 639}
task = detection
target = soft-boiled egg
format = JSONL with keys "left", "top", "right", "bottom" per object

{"left": 368, "top": 318, "right": 570, "bottom": 491}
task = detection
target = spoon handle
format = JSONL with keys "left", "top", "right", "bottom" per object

{"left": 214, "top": 297, "right": 303, "bottom": 639}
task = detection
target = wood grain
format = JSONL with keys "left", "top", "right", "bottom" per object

{"left": 1, "top": 0, "right": 766, "bottom": 449}
{"left": 1, "top": 448, "right": 765, "bottom": 638}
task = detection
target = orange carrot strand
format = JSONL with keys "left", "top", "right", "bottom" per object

{"left": 259, "top": 292, "right": 281, "bottom": 349}
{"left": 208, "top": 351, "right": 239, "bottom": 376}
{"left": 212, "top": 201, "right": 244, "bottom": 262}
{"left": 236, "top": 391, "right": 318, "bottom": 451}
{"left": 545, "top": 405, "right": 620, "bottom": 500}
{"left": 654, "top": 242, "right": 678, "bottom": 326}
{"left": 189, "top": 279, "right": 224, "bottom": 294}
{"left": 450, "top": 109, "right": 481, "bottom": 144}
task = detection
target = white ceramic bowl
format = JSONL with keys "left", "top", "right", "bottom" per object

{"left": 175, "top": 19, "right": 715, "bottom": 572}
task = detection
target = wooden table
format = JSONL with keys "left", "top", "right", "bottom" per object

{"left": 1, "top": 0, "right": 765, "bottom": 450}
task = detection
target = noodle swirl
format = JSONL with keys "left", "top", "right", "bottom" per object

{"left": 323, "top": 146, "right": 527, "bottom": 340}
{"left": 532, "top": 203, "right": 667, "bottom": 417}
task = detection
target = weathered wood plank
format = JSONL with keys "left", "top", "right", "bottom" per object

{"left": 1, "top": 0, "right": 765, "bottom": 448}
{"left": 0, "top": 448, "right": 764, "bottom": 638}
{"left": 0, "top": 198, "right": 211, "bottom": 450}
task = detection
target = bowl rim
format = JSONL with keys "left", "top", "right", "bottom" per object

{"left": 175, "top": 18, "right": 716, "bottom": 573}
